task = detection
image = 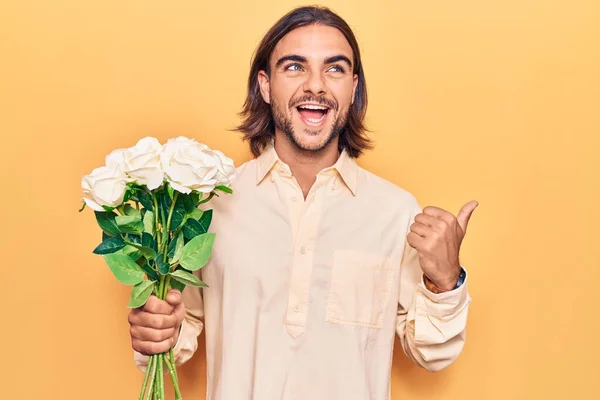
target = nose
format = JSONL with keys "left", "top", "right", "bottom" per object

{"left": 302, "top": 70, "right": 327, "bottom": 96}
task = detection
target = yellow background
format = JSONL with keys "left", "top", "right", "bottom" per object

{"left": 1, "top": 0, "right": 598, "bottom": 399}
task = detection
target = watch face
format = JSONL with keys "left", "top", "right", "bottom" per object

{"left": 456, "top": 269, "right": 466, "bottom": 288}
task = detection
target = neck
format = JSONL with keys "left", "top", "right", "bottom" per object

{"left": 273, "top": 131, "right": 340, "bottom": 198}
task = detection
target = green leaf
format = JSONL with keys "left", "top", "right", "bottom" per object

{"left": 198, "top": 209, "right": 213, "bottom": 233}
{"left": 117, "top": 244, "right": 143, "bottom": 261}
{"left": 183, "top": 218, "right": 204, "bottom": 240}
{"left": 182, "top": 193, "right": 200, "bottom": 213}
{"left": 167, "top": 232, "right": 181, "bottom": 259}
{"left": 116, "top": 215, "right": 144, "bottom": 234}
{"left": 168, "top": 185, "right": 175, "bottom": 200}
{"left": 189, "top": 208, "right": 203, "bottom": 220}
{"left": 170, "top": 203, "right": 186, "bottom": 231}
{"left": 215, "top": 185, "right": 233, "bottom": 194}
{"left": 102, "top": 231, "right": 112, "bottom": 241}
{"left": 169, "top": 278, "right": 186, "bottom": 293}
{"left": 123, "top": 186, "right": 135, "bottom": 203}
{"left": 104, "top": 253, "right": 144, "bottom": 285}
{"left": 141, "top": 263, "right": 159, "bottom": 281}
{"left": 124, "top": 204, "right": 141, "bottom": 218}
{"left": 179, "top": 233, "right": 215, "bottom": 271}
{"left": 93, "top": 236, "right": 126, "bottom": 255}
{"left": 156, "top": 255, "right": 170, "bottom": 275}
{"left": 127, "top": 280, "right": 156, "bottom": 308}
{"left": 172, "top": 231, "right": 185, "bottom": 263}
{"left": 138, "top": 191, "right": 154, "bottom": 211}
{"left": 142, "top": 232, "right": 153, "bottom": 248}
{"left": 95, "top": 211, "right": 120, "bottom": 236}
{"left": 127, "top": 233, "right": 142, "bottom": 245}
{"left": 126, "top": 241, "right": 157, "bottom": 260}
{"left": 169, "top": 270, "right": 207, "bottom": 288}
{"left": 143, "top": 210, "right": 155, "bottom": 235}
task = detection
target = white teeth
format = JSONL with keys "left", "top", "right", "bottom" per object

{"left": 307, "top": 115, "right": 326, "bottom": 123}
{"left": 300, "top": 104, "right": 328, "bottom": 110}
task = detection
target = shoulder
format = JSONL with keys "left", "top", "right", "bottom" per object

{"left": 356, "top": 165, "right": 420, "bottom": 211}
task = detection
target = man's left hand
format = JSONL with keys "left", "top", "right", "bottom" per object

{"left": 407, "top": 200, "right": 478, "bottom": 292}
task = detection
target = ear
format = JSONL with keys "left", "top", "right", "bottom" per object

{"left": 257, "top": 70, "right": 271, "bottom": 104}
{"left": 351, "top": 73, "right": 358, "bottom": 104}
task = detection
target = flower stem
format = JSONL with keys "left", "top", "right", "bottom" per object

{"left": 139, "top": 355, "right": 155, "bottom": 400}
{"left": 144, "top": 355, "right": 157, "bottom": 400}
{"left": 163, "top": 192, "right": 179, "bottom": 254}
{"left": 163, "top": 275, "right": 171, "bottom": 298}
{"left": 163, "top": 353, "right": 182, "bottom": 399}
{"left": 169, "top": 348, "right": 175, "bottom": 370}
{"left": 158, "top": 354, "right": 165, "bottom": 399}
{"left": 153, "top": 194, "right": 161, "bottom": 246}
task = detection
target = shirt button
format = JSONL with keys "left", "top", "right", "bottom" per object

{"left": 300, "top": 246, "right": 306, "bottom": 254}
{"left": 293, "top": 305, "right": 300, "bottom": 312}
{"left": 291, "top": 196, "right": 297, "bottom": 202}
{"left": 279, "top": 165, "right": 285, "bottom": 173}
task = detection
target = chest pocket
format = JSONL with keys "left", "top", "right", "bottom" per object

{"left": 325, "top": 249, "right": 394, "bottom": 329}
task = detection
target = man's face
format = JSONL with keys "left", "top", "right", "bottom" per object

{"left": 258, "top": 24, "right": 358, "bottom": 153}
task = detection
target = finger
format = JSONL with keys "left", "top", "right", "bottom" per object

{"left": 173, "top": 301, "right": 185, "bottom": 325}
{"left": 165, "top": 289, "right": 182, "bottom": 307}
{"left": 130, "top": 325, "right": 176, "bottom": 343}
{"left": 407, "top": 231, "right": 425, "bottom": 249}
{"left": 422, "top": 206, "right": 455, "bottom": 226}
{"left": 132, "top": 338, "right": 174, "bottom": 356}
{"left": 134, "top": 312, "right": 178, "bottom": 330}
{"left": 415, "top": 213, "right": 447, "bottom": 232}
{"left": 457, "top": 200, "right": 479, "bottom": 233}
{"left": 143, "top": 295, "right": 174, "bottom": 315}
{"left": 409, "top": 222, "right": 430, "bottom": 238}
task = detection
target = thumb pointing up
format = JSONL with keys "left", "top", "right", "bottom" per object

{"left": 457, "top": 200, "right": 479, "bottom": 234}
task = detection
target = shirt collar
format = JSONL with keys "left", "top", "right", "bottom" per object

{"left": 255, "top": 144, "right": 358, "bottom": 196}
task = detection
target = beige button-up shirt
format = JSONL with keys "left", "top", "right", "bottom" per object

{"left": 134, "top": 144, "right": 471, "bottom": 400}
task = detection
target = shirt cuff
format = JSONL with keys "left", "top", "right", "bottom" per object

{"left": 417, "top": 268, "right": 471, "bottom": 320}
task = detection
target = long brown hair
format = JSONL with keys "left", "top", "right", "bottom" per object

{"left": 234, "top": 6, "right": 372, "bottom": 158}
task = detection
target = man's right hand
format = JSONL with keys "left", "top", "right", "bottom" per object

{"left": 128, "top": 288, "right": 185, "bottom": 356}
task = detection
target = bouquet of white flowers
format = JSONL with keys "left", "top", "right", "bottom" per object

{"left": 80, "top": 136, "right": 235, "bottom": 400}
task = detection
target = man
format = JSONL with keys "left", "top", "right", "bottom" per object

{"left": 129, "top": 6, "right": 476, "bottom": 399}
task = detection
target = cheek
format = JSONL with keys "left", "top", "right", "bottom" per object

{"left": 270, "top": 77, "right": 304, "bottom": 108}
{"left": 331, "top": 80, "right": 355, "bottom": 110}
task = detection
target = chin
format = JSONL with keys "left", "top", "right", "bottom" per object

{"left": 292, "top": 127, "right": 333, "bottom": 152}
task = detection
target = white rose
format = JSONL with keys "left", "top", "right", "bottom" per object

{"left": 82, "top": 163, "right": 131, "bottom": 211}
{"left": 105, "top": 137, "right": 164, "bottom": 190}
{"left": 160, "top": 136, "right": 219, "bottom": 194}
{"left": 213, "top": 149, "right": 236, "bottom": 186}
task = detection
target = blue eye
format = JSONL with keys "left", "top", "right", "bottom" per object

{"left": 329, "top": 65, "right": 345, "bottom": 73}
{"left": 286, "top": 63, "right": 303, "bottom": 72}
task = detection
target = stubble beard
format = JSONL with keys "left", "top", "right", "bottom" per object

{"left": 270, "top": 98, "right": 348, "bottom": 155}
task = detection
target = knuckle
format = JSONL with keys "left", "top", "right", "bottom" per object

{"left": 151, "top": 329, "right": 166, "bottom": 342}
{"left": 151, "top": 315, "right": 163, "bottom": 329}
{"left": 127, "top": 311, "right": 137, "bottom": 325}
{"left": 144, "top": 299, "right": 157, "bottom": 313}
{"left": 423, "top": 241, "right": 435, "bottom": 252}
{"left": 132, "top": 339, "right": 142, "bottom": 354}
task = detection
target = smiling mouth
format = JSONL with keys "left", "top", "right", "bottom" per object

{"left": 296, "top": 104, "right": 330, "bottom": 126}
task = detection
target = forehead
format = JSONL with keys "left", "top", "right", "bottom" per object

{"left": 271, "top": 24, "right": 354, "bottom": 64}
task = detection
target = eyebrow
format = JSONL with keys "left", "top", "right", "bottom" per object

{"left": 274, "top": 54, "right": 353, "bottom": 69}
{"left": 275, "top": 55, "right": 307, "bottom": 68}
{"left": 324, "top": 55, "right": 352, "bottom": 68}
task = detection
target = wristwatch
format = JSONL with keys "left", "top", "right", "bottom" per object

{"left": 455, "top": 268, "right": 466, "bottom": 288}
{"left": 423, "top": 267, "right": 466, "bottom": 294}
